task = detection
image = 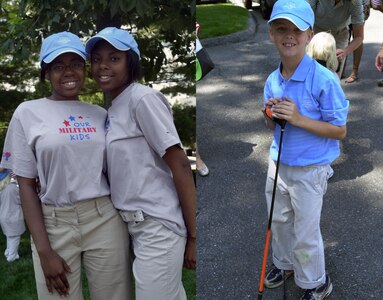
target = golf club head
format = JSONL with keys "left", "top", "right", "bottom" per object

{"left": 265, "top": 106, "right": 287, "bottom": 129}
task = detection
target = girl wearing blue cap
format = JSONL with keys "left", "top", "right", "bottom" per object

{"left": 261, "top": 0, "right": 349, "bottom": 299}
{"left": 86, "top": 27, "right": 196, "bottom": 300}
{"left": 1, "top": 32, "right": 131, "bottom": 299}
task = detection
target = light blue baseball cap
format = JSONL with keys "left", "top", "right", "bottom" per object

{"left": 85, "top": 27, "right": 140, "bottom": 59}
{"left": 39, "top": 32, "right": 86, "bottom": 66}
{"left": 268, "top": 0, "right": 314, "bottom": 31}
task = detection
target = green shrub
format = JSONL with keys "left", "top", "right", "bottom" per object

{"left": 172, "top": 102, "right": 196, "bottom": 150}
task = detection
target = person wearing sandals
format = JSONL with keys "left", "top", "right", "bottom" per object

{"left": 85, "top": 27, "right": 196, "bottom": 300}
{"left": 307, "top": 0, "right": 365, "bottom": 82}
{"left": 262, "top": 0, "right": 349, "bottom": 299}
{"left": 372, "top": 1, "right": 383, "bottom": 86}
{"left": 343, "top": 0, "right": 370, "bottom": 84}
{"left": 375, "top": 39, "right": 383, "bottom": 86}
{"left": 1, "top": 32, "right": 131, "bottom": 299}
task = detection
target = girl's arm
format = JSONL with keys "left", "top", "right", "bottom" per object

{"left": 17, "top": 176, "right": 71, "bottom": 296}
{"left": 163, "top": 145, "right": 196, "bottom": 270}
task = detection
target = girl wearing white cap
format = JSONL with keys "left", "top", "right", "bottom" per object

{"left": 86, "top": 27, "right": 196, "bottom": 300}
{"left": 1, "top": 32, "right": 131, "bottom": 299}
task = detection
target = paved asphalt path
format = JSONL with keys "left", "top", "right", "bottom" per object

{"left": 196, "top": 8, "right": 383, "bottom": 300}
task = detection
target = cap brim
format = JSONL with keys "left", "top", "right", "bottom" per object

{"left": 42, "top": 49, "right": 86, "bottom": 65}
{"left": 85, "top": 36, "right": 130, "bottom": 54}
{"left": 268, "top": 15, "right": 310, "bottom": 31}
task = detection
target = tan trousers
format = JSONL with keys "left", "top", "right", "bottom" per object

{"left": 265, "top": 159, "right": 333, "bottom": 289}
{"left": 128, "top": 216, "right": 187, "bottom": 300}
{"left": 32, "top": 196, "right": 132, "bottom": 300}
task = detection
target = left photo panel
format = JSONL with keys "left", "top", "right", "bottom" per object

{"left": 0, "top": 0, "right": 196, "bottom": 299}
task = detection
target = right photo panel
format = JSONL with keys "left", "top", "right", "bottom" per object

{"left": 196, "top": 0, "right": 383, "bottom": 299}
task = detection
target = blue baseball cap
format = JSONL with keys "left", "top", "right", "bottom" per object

{"left": 85, "top": 27, "right": 140, "bottom": 59}
{"left": 39, "top": 32, "right": 86, "bottom": 66}
{"left": 268, "top": 0, "right": 314, "bottom": 31}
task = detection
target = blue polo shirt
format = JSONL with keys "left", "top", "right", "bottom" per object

{"left": 264, "top": 54, "right": 349, "bottom": 166}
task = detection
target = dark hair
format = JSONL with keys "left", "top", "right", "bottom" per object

{"left": 125, "top": 49, "right": 141, "bottom": 84}
{"left": 40, "top": 62, "right": 49, "bottom": 82}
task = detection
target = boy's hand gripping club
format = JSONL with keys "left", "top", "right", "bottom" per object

{"left": 264, "top": 105, "right": 287, "bottom": 129}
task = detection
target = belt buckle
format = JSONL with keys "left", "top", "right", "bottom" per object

{"left": 120, "top": 210, "right": 144, "bottom": 222}
{"left": 132, "top": 210, "right": 144, "bottom": 222}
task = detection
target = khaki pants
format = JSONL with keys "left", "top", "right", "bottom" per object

{"left": 128, "top": 216, "right": 187, "bottom": 300}
{"left": 32, "top": 197, "right": 132, "bottom": 300}
{"left": 265, "top": 159, "right": 333, "bottom": 289}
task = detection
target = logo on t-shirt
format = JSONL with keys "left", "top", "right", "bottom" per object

{"left": 58, "top": 115, "right": 97, "bottom": 141}
{"left": 2, "top": 151, "right": 11, "bottom": 161}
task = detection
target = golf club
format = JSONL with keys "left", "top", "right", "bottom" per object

{"left": 258, "top": 106, "right": 287, "bottom": 300}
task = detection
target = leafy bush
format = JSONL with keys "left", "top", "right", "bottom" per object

{"left": 172, "top": 102, "right": 196, "bottom": 150}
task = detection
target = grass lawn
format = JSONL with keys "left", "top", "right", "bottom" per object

{"left": 0, "top": 231, "right": 196, "bottom": 299}
{"left": 197, "top": 3, "right": 249, "bottom": 39}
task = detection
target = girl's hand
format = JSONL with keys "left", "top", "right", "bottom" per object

{"left": 184, "top": 236, "right": 196, "bottom": 270}
{"left": 39, "top": 249, "right": 71, "bottom": 296}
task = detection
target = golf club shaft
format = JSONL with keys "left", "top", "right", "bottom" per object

{"left": 258, "top": 128, "right": 285, "bottom": 299}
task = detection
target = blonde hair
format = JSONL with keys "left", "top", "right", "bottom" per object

{"left": 306, "top": 32, "right": 338, "bottom": 72}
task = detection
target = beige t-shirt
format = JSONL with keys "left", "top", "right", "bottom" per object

{"left": 307, "top": 0, "right": 364, "bottom": 31}
{"left": 1, "top": 98, "right": 110, "bottom": 207}
{"left": 106, "top": 83, "right": 186, "bottom": 237}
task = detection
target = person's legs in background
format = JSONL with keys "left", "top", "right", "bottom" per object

{"left": 196, "top": 144, "right": 209, "bottom": 177}
{"left": 345, "top": 2, "right": 370, "bottom": 83}
{"left": 345, "top": 42, "right": 362, "bottom": 83}
{"left": 371, "top": 0, "right": 383, "bottom": 86}
{"left": 5, "top": 235, "right": 21, "bottom": 262}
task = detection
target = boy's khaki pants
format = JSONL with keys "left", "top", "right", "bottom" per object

{"left": 266, "top": 159, "right": 333, "bottom": 289}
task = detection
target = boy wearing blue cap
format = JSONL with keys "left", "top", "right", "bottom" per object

{"left": 86, "top": 27, "right": 196, "bottom": 300}
{"left": 1, "top": 32, "right": 131, "bottom": 299}
{"left": 261, "top": 0, "right": 349, "bottom": 299}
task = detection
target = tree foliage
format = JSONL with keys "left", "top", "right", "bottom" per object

{"left": 1, "top": 0, "right": 195, "bottom": 88}
{"left": 172, "top": 102, "right": 196, "bottom": 149}
{"left": 0, "top": 0, "right": 196, "bottom": 148}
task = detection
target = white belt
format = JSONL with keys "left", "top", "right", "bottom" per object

{"left": 119, "top": 210, "right": 145, "bottom": 222}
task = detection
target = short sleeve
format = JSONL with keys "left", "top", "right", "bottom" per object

{"left": 318, "top": 80, "right": 349, "bottom": 126}
{"left": 135, "top": 92, "right": 181, "bottom": 157}
{"left": 351, "top": 0, "right": 364, "bottom": 24}
{"left": 1, "top": 110, "right": 38, "bottom": 178}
